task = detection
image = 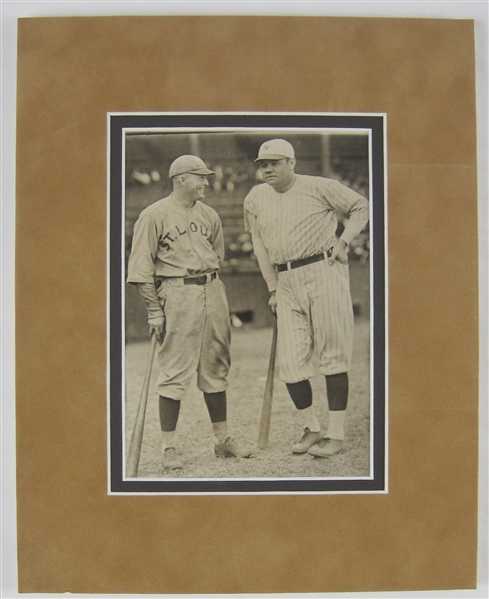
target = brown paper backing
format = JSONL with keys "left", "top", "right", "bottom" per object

{"left": 15, "top": 16, "right": 478, "bottom": 594}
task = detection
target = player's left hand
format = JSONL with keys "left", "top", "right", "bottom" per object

{"left": 328, "top": 240, "right": 348, "bottom": 266}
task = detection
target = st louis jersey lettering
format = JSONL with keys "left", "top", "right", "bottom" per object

{"left": 127, "top": 194, "right": 224, "bottom": 282}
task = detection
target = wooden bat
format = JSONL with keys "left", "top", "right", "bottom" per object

{"left": 126, "top": 332, "right": 157, "bottom": 478}
{"left": 258, "top": 320, "right": 278, "bottom": 449}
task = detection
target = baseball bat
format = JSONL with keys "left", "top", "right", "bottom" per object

{"left": 126, "top": 332, "right": 157, "bottom": 478}
{"left": 258, "top": 319, "right": 278, "bottom": 449}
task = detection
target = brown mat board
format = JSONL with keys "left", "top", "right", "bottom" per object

{"left": 15, "top": 15, "right": 478, "bottom": 593}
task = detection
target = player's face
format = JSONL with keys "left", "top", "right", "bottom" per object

{"left": 258, "top": 158, "right": 295, "bottom": 191}
{"left": 183, "top": 173, "right": 209, "bottom": 200}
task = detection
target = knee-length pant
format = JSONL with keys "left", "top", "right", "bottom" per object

{"left": 276, "top": 259, "right": 354, "bottom": 383}
{"left": 154, "top": 276, "right": 231, "bottom": 400}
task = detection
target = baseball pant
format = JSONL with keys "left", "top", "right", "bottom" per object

{"left": 276, "top": 259, "right": 354, "bottom": 383}
{"left": 154, "top": 276, "right": 231, "bottom": 400}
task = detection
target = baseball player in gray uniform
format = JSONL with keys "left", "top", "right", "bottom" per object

{"left": 127, "top": 155, "right": 252, "bottom": 470}
{"left": 244, "top": 139, "right": 369, "bottom": 457}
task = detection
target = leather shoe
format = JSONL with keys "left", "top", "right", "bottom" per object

{"left": 215, "top": 436, "right": 253, "bottom": 458}
{"left": 308, "top": 437, "right": 344, "bottom": 457}
{"left": 292, "top": 427, "right": 322, "bottom": 454}
{"left": 162, "top": 447, "right": 183, "bottom": 470}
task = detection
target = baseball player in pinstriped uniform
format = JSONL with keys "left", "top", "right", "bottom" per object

{"left": 244, "top": 139, "right": 369, "bottom": 457}
{"left": 127, "top": 155, "right": 252, "bottom": 470}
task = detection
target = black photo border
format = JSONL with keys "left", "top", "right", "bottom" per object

{"left": 108, "top": 112, "right": 386, "bottom": 495}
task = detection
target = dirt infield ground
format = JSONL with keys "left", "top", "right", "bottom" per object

{"left": 124, "top": 316, "right": 370, "bottom": 480}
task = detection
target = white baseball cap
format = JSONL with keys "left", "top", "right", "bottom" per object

{"left": 169, "top": 155, "right": 215, "bottom": 178}
{"left": 255, "top": 139, "right": 295, "bottom": 162}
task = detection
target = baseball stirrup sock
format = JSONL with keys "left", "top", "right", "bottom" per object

{"left": 204, "top": 391, "right": 227, "bottom": 423}
{"left": 286, "top": 379, "right": 313, "bottom": 410}
{"left": 159, "top": 396, "right": 181, "bottom": 432}
{"left": 325, "top": 373, "right": 349, "bottom": 411}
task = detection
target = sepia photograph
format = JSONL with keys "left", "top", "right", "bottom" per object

{"left": 108, "top": 112, "right": 386, "bottom": 494}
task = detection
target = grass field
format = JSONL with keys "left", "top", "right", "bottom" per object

{"left": 124, "top": 316, "right": 371, "bottom": 480}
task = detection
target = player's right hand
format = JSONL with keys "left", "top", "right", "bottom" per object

{"left": 268, "top": 291, "right": 278, "bottom": 317}
{"left": 328, "top": 239, "right": 349, "bottom": 266}
{"left": 148, "top": 316, "right": 165, "bottom": 343}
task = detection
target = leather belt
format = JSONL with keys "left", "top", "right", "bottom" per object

{"left": 276, "top": 252, "right": 327, "bottom": 273}
{"left": 183, "top": 272, "right": 217, "bottom": 286}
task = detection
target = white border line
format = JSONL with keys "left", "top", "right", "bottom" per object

{"left": 106, "top": 113, "right": 112, "bottom": 494}
{"left": 383, "top": 113, "right": 389, "bottom": 493}
{"left": 110, "top": 490, "right": 389, "bottom": 497}
{"left": 121, "top": 130, "right": 127, "bottom": 479}
{"left": 368, "top": 127, "right": 375, "bottom": 480}
{"left": 109, "top": 112, "right": 388, "bottom": 494}
{"left": 125, "top": 127, "right": 372, "bottom": 135}
{"left": 110, "top": 111, "right": 387, "bottom": 117}
{"left": 124, "top": 474, "right": 374, "bottom": 482}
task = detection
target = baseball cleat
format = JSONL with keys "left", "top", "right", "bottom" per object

{"left": 292, "top": 427, "right": 323, "bottom": 454}
{"left": 308, "top": 438, "right": 344, "bottom": 458}
{"left": 162, "top": 447, "right": 183, "bottom": 470}
{"left": 214, "top": 436, "right": 253, "bottom": 458}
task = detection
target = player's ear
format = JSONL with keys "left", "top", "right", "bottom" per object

{"left": 288, "top": 157, "right": 296, "bottom": 170}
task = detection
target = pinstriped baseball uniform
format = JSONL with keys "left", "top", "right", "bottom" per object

{"left": 127, "top": 194, "right": 231, "bottom": 400}
{"left": 244, "top": 174, "right": 369, "bottom": 383}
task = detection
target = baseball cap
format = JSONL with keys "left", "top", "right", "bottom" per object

{"left": 169, "top": 155, "right": 215, "bottom": 178}
{"left": 255, "top": 139, "right": 295, "bottom": 162}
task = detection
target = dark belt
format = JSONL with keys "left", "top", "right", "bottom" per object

{"left": 276, "top": 252, "right": 328, "bottom": 273}
{"left": 183, "top": 272, "right": 217, "bottom": 286}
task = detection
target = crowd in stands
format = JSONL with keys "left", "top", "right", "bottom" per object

{"left": 127, "top": 156, "right": 370, "bottom": 267}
